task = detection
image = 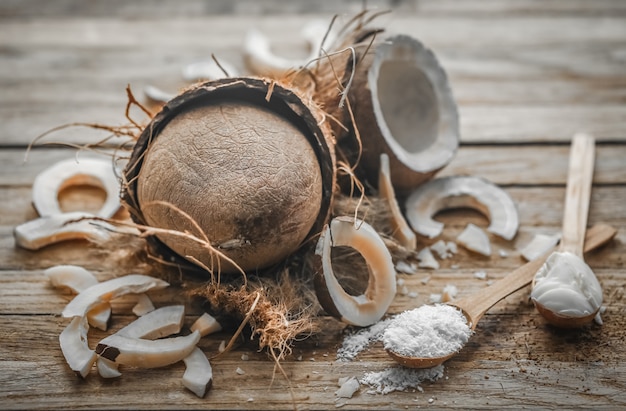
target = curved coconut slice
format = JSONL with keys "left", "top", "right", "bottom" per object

{"left": 314, "top": 216, "right": 397, "bottom": 327}
{"left": 45, "top": 265, "right": 112, "bottom": 330}
{"left": 378, "top": 153, "right": 417, "bottom": 250}
{"left": 182, "top": 59, "right": 238, "bottom": 82}
{"left": 62, "top": 274, "right": 169, "bottom": 319}
{"left": 132, "top": 293, "right": 155, "bottom": 317}
{"left": 117, "top": 305, "right": 185, "bottom": 340}
{"left": 95, "top": 330, "right": 200, "bottom": 368}
{"left": 244, "top": 20, "right": 332, "bottom": 78}
{"left": 346, "top": 34, "right": 459, "bottom": 194}
{"left": 144, "top": 84, "right": 176, "bottom": 104}
{"left": 97, "top": 356, "right": 122, "bottom": 379}
{"left": 32, "top": 158, "right": 121, "bottom": 218}
{"left": 14, "top": 211, "right": 114, "bottom": 250}
{"left": 405, "top": 176, "right": 519, "bottom": 240}
{"left": 59, "top": 316, "right": 96, "bottom": 378}
{"left": 182, "top": 347, "right": 213, "bottom": 398}
{"left": 190, "top": 312, "right": 223, "bottom": 337}
{"left": 456, "top": 223, "right": 491, "bottom": 256}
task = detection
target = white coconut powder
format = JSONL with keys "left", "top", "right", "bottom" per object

{"left": 336, "top": 318, "right": 392, "bottom": 362}
{"left": 383, "top": 304, "right": 472, "bottom": 358}
{"left": 360, "top": 365, "right": 445, "bottom": 394}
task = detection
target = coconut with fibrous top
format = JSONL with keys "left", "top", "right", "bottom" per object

{"left": 123, "top": 77, "right": 336, "bottom": 275}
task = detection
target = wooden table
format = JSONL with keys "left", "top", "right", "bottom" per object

{"left": 1, "top": 1, "right": 625, "bottom": 409}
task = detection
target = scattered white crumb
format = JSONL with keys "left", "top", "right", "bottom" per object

{"left": 451, "top": 264, "right": 460, "bottom": 269}
{"left": 428, "top": 398, "right": 434, "bottom": 404}
{"left": 247, "top": 397, "right": 254, "bottom": 402}
{"left": 236, "top": 367, "right": 245, "bottom": 375}
{"left": 336, "top": 376, "right": 360, "bottom": 398}
{"left": 400, "top": 285, "right": 409, "bottom": 296}
{"left": 441, "top": 284, "right": 458, "bottom": 302}
{"left": 241, "top": 353, "right": 249, "bottom": 361}
{"left": 310, "top": 358, "right": 316, "bottom": 362}
{"left": 336, "top": 318, "right": 392, "bottom": 362}
{"left": 417, "top": 247, "right": 439, "bottom": 269}
{"left": 408, "top": 291, "right": 418, "bottom": 298}
{"left": 421, "top": 275, "right": 431, "bottom": 285}
{"left": 429, "top": 293, "right": 442, "bottom": 303}
{"left": 397, "top": 277, "right": 405, "bottom": 287}
{"left": 431, "top": 240, "right": 455, "bottom": 259}
{"left": 359, "top": 365, "right": 445, "bottom": 394}
{"left": 396, "top": 260, "right": 418, "bottom": 275}
{"left": 486, "top": 280, "right": 495, "bottom": 286}
{"left": 218, "top": 340, "right": 226, "bottom": 353}
{"left": 457, "top": 223, "right": 491, "bottom": 256}
{"left": 446, "top": 241, "right": 458, "bottom": 254}
{"left": 498, "top": 249, "right": 509, "bottom": 258}
{"left": 296, "top": 355, "right": 303, "bottom": 361}
{"left": 474, "top": 271, "right": 487, "bottom": 280}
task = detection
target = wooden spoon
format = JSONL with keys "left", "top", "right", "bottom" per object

{"left": 531, "top": 133, "right": 600, "bottom": 327}
{"left": 387, "top": 223, "right": 616, "bottom": 369}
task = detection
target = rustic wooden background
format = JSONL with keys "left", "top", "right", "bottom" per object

{"left": 1, "top": 1, "right": 625, "bottom": 409}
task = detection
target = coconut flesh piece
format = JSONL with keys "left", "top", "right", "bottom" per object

{"left": 520, "top": 233, "right": 561, "bottom": 261}
{"left": 62, "top": 274, "right": 169, "bottom": 319}
{"left": 314, "top": 216, "right": 397, "bottom": 327}
{"left": 45, "top": 265, "right": 112, "bottom": 331}
{"left": 405, "top": 175, "right": 519, "bottom": 241}
{"left": 182, "top": 58, "right": 238, "bottom": 82}
{"left": 144, "top": 84, "right": 177, "bottom": 104}
{"left": 31, "top": 157, "right": 121, "bottom": 218}
{"left": 378, "top": 153, "right": 417, "bottom": 250}
{"left": 14, "top": 211, "right": 115, "bottom": 251}
{"left": 244, "top": 19, "right": 334, "bottom": 78}
{"left": 132, "top": 293, "right": 156, "bottom": 316}
{"left": 456, "top": 223, "right": 491, "bottom": 256}
{"left": 182, "top": 347, "right": 214, "bottom": 398}
{"left": 190, "top": 312, "right": 223, "bottom": 337}
{"left": 344, "top": 34, "right": 460, "bottom": 194}
{"left": 59, "top": 316, "right": 97, "bottom": 378}
{"left": 96, "top": 330, "right": 200, "bottom": 368}
{"left": 97, "top": 356, "right": 122, "bottom": 379}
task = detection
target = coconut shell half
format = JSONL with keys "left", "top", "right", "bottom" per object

{"left": 123, "top": 77, "right": 336, "bottom": 275}
{"left": 339, "top": 34, "right": 460, "bottom": 195}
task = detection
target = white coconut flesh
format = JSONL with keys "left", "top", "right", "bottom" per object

{"left": 315, "top": 216, "right": 397, "bottom": 327}
{"left": 456, "top": 223, "right": 491, "bottom": 256}
{"left": 132, "top": 293, "right": 156, "bottom": 317}
{"left": 45, "top": 265, "right": 112, "bottom": 331}
{"left": 244, "top": 19, "right": 333, "bottom": 77}
{"left": 370, "top": 35, "right": 459, "bottom": 173}
{"left": 96, "top": 330, "right": 200, "bottom": 368}
{"left": 190, "top": 312, "right": 223, "bottom": 337}
{"left": 520, "top": 233, "right": 561, "bottom": 261}
{"left": 405, "top": 176, "right": 519, "bottom": 240}
{"left": 62, "top": 274, "right": 169, "bottom": 319}
{"left": 14, "top": 211, "right": 114, "bottom": 250}
{"left": 97, "top": 356, "right": 122, "bottom": 379}
{"left": 378, "top": 153, "right": 417, "bottom": 250}
{"left": 531, "top": 251, "right": 603, "bottom": 318}
{"left": 182, "top": 347, "right": 213, "bottom": 398}
{"left": 32, "top": 158, "right": 121, "bottom": 218}
{"left": 117, "top": 305, "right": 185, "bottom": 340}
{"left": 144, "top": 85, "right": 176, "bottom": 104}
{"left": 59, "top": 316, "right": 96, "bottom": 378}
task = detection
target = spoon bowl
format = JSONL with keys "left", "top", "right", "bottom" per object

{"left": 386, "top": 223, "right": 616, "bottom": 369}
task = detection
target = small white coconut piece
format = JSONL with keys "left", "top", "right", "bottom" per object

{"left": 405, "top": 176, "right": 519, "bottom": 240}
{"left": 457, "top": 223, "right": 491, "bottom": 256}
{"left": 59, "top": 316, "right": 96, "bottom": 378}
{"left": 14, "top": 212, "right": 114, "bottom": 250}
{"left": 32, "top": 157, "right": 121, "bottom": 218}
{"left": 182, "top": 58, "right": 238, "bottom": 82}
{"left": 182, "top": 347, "right": 213, "bottom": 398}
{"left": 144, "top": 84, "right": 176, "bottom": 104}
{"left": 520, "top": 233, "right": 561, "bottom": 261}
{"left": 441, "top": 284, "right": 458, "bottom": 302}
{"left": 117, "top": 305, "right": 185, "bottom": 340}
{"left": 378, "top": 153, "right": 417, "bottom": 250}
{"left": 314, "top": 216, "right": 397, "bottom": 327}
{"left": 396, "top": 260, "right": 417, "bottom": 275}
{"left": 97, "top": 356, "right": 122, "bottom": 379}
{"left": 132, "top": 293, "right": 156, "bottom": 317}
{"left": 45, "top": 265, "right": 112, "bottom": 331}
{"left": 190, "top": 312, "right": 223, "bottom": 337}
{"left": 62, "top": 274, "right": 169, "bottom": 319}
{"left": 430, "top": 239, "right": 455, "bottom": 259}
{"left": 417, "top": 247, "right": 439, "bottom": 269}
{"left": 96, "top": 330, "right": 200, "bottom": 368}
{"left": 336, "top": 376, "right": 360, "bottom": 398}
{"left": 244, "top": 19, "right": 333, "bottom": 78}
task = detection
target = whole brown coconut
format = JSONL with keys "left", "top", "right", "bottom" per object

{"left": 123, "top": 78, "right": 336, "bottom": 274}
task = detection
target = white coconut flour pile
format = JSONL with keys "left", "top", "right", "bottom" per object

{"left": 336, "top": 303, "right": 471, "bottom": 394}
{"left": 383, "top": 304, "right": 472, "bottom": 358}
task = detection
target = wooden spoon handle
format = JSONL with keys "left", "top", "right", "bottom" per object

{"left": 559, "top": 133, "right": 595, "bottom": 256}
{"left": 457, "top": 223, "right": 616, "bottom": 327}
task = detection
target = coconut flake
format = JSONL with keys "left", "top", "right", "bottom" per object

{"left": 59, "top": 316, "right": 96, "bottom": 378}
{"left": 457, "top": 223, "right": 491, "bottom": 256}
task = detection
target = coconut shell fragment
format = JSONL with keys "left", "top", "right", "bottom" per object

{"left": 123, "top": 77, "right": 336, "bottom": 274}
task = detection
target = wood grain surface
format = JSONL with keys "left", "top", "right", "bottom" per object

{"left": 1, "top": 1, "right": 625, "bottom": 409}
